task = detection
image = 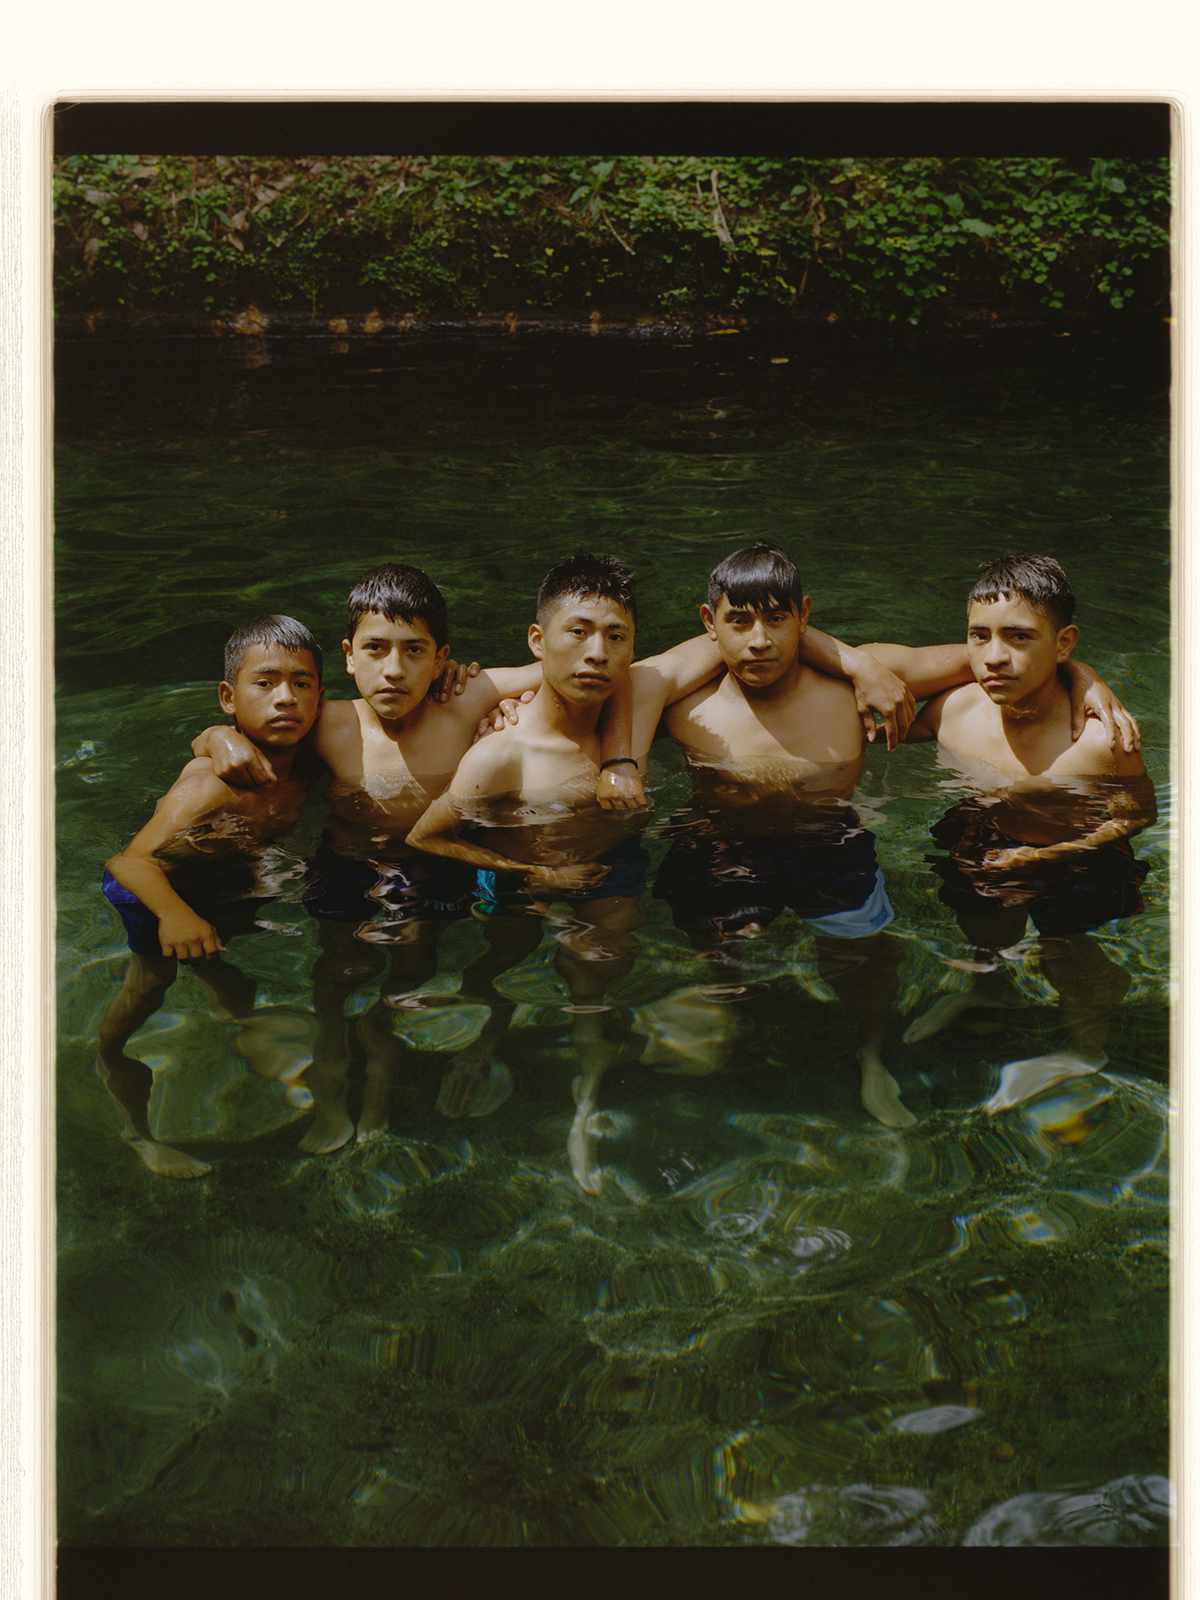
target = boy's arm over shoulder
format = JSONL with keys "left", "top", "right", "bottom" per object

{"left": 633, "top": 633, "right": 725, "bottom": 705}
{"left": 193, "top": 713, "right": 329, "bottom": 788}
{"left": 627, "top": 633, "right": 725, "bottom": 746}
{"left": 1058, "top": 660, "right": 1141, "bottom": 753}
{"left": 449, "top": 662, "right": 544, "bottom": 725}
{"left": 860, "top": 641, "right": 973, "bottom": 701}
{"left": 595, "top": 672, "right": 644, "bottom": 811}
{"left": 192, "top": 724, "right": 279, "bottom": 788}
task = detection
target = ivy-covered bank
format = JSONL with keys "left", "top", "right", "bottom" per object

{"left": 54, "top": 154, "right": 1172, "bottom": 329}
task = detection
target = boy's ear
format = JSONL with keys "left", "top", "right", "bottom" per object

{"left": 217, "top": 680, "right": 236, "bottom": 716}
{"left": 700, "top": 604, "right": 717, "bottom": 639}
{"left": 1056, "top": 624, "right": 1081, "bottom": 660}
{"left": 433, "top": 643, "right": 450, "bottom": 671}
{"left": 342, "top": 638, "right": 354, "bottom": 674}
{"left": 528, "top": 622, "right": 544, "bottom": 659}
{"left": 798, "top": 595, "right": 813, "bottom": 629}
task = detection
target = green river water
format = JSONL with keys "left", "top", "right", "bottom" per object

{"left": 54, "top": 322, "right": 1171, "bottom": 1549}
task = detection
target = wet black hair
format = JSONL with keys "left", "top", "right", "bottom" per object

{"left": 707, "top": 542, "right": 804, "bottom": 613}
{"left": 967, "top": 554, "right": 1076, "bottom": 630}
{"left": 346, "top": 563, "right": 449, "bottom": 650}
{"left": 536, "top": 549, "right": 638, "bottom": 626}
{"left": 223, "top": 615, "right": 323, "bottom": 685}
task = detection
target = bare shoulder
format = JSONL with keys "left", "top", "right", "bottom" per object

{"left": 164, "top": 758, "right": 229, "bottom": 804}
{"left": 448, "top": 726, "right": 526, "bottom": 798}
{"left": 312, "top": 697, "right": 360, "bottom": 758}
{"left": 1058, "top": 715, "right": 1148, "bottom": 778}
{"left": 146, "top": 760, "right": 238, "bottom": 828}
{"left": 930, "top": 681, "right": 987, "bottom": 730}
{"left": 801, "top": 666, "right": 858, "bottom": 706}
{"left": 662, "top": 676, "right": 721, "bottom": 732}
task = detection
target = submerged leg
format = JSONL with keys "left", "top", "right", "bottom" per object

{"left": 230, "top": 1008, "right": 316, "bottom": 1107}
{"left": 816, "top": 932, "right": 914, "bottom": 1129}
{"left": 301, "top": 921, "right": 384, "bottom": 1154}
{"left": 636, "top": 986, "right": 741, "bottom": 1077}
{"left": 354, "top": 924, "right": 442, "bottom": 1142}
{"left": 97, "top": 953, "right": 211, "bottom": 1179}
{"left": 567, "top": 1021, "right": 622, "bottom": 1196}
{"left": 984, "top": 934, "right": 1128, "bottom": 1114}
{"left": 185, "top": 953, "right": 257, "bottom": 1021}
{"left": 437, "top": 911, "right": 543, "bottom": 1119}
{"left": 554, "top": 895, "right": 643, "bottom": 1192}
{"left": 903, "top": 907, "right": 1029, "bottom": 1044}
{"left": 189, "top": 955, "right": 314, "bottom": 1106}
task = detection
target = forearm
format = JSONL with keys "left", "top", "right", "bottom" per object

{"left": 799, "top": 626, "right": 863, "bottom": 682}
{"left": 598, "top": 673, "right": 635, "bottom": 766}
{"left": 995, "top": 793, "right": 1156, "bottom": 866}
{"left": 406, "top": 800, "right": 530, "bottom": 878}
{"left": 860, "top": 641, "right": 972, "bottom": 698}
{"left": 1030, "top": 806, "right": 1154, "bottom": 860}
{"left": 106, "top": 852, "right": 198, "bottom": 924}
{"left": 653, "top": 632, "right": 725, "bottom": 702}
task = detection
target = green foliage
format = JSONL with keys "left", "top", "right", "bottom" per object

{"left": 52, "top": 153, "right": 1172, "bottom": 323}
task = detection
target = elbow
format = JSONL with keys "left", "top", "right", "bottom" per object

{"left": 406, "top": 823, "right": 442, "bottom": 854}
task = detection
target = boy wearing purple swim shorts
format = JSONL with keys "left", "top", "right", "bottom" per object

{"left": 99, "top": 615, "right": 325, "bottom": 1178}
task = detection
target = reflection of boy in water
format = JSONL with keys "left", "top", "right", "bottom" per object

{"left": 902, "top": 554, "right": 1155, "bottom": 1112}
{"left": 98, "top": 616, "right": 325, "bottom": 1178}
{"left": 658, "top": 543, "right": 987, "bottom": 1129}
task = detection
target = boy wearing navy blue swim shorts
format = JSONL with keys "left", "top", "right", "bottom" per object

{"left": 901, "top": 554, "right": 1156, "bottom": 1113}
{"left": 98, "top": 615, "right": 325, "bottom": 1178}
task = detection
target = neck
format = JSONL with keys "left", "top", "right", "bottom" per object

{"left": 256, "top": 743, "right": 298, "bottom": 779}
{"left": 727, "top": 655, "right": 804, "bottom": 704}
{"left": 996, "top": 674, "right": 1066, "bottom": 728}
{"left": 533, "top": 681, "right": 607, "bottom": 741}
{"left": 366, "top": 695, "right": 428, "bottom": 736}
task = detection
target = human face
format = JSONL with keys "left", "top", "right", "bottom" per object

{"left": 701, "top": 593, "right": 811, "bottom": 688}
{"left": 529, "top": 594, "right": 635, "bottom": 705}
{"left": 218, "top": 645, "right": 323, "bottom": 748}
{"left": 967, "top": 594, "right": 1079, "bottom": 706}
{"left": 343, "top": 611, "right": 449, "bottom": 723}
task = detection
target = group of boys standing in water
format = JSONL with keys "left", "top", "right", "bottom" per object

{"left": 97, "top": 543, "right": 1155, "bottom": 1190}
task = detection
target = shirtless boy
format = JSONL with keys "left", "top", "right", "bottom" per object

{"left": 406, "top": 552, "right": 732, "bottom": 1190}
{"left": 194, "top": 563, "right": 597, "bottom": 1152}
{"left": 656, "top": 543, "right": 987, "bottom": 1129}
{"left": 99, "top": 615, "right": 325, "bottom": 1178}
{"left": 900, "top": 554, "right": 1155, "bottom": 1113}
